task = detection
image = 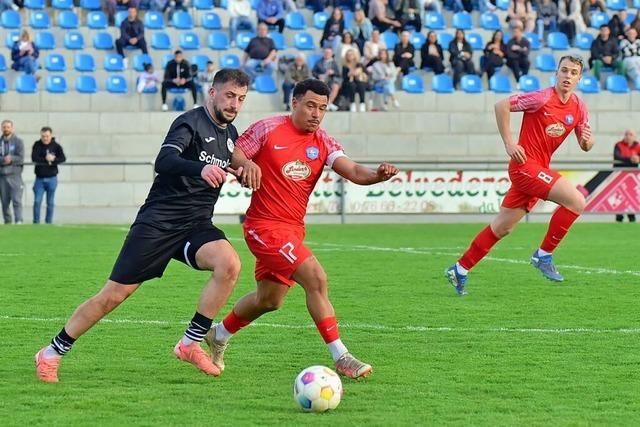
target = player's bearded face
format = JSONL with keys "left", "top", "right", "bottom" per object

{"left": 210, "top": 84, "right": 246, "bottom": 124}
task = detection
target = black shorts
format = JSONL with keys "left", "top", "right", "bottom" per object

{"left": 109, "top": 223, "right": 227, "bottom": 285}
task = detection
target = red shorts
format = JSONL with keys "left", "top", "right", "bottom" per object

{"left": 243, "top": 220, "right": 313, "bottom": 287}
{"left": 502, "top": 162, "right": 561, "bottom": 212}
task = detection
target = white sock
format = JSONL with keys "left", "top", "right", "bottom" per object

{"left": 214, "top": 322, "right": 233, "bottom": 343}
{"left": 455, "top": 262, "right": 468, "bottom": 276}
{"left": 327, "top": 339, "right": 348, "bottom": 362}
{"left": 181, "top": 336, "right": 195, "bottom": 346}
{"left": 537, "top": 248, "right": 552, "bottom": 257}
{"left": 44, "top": 345, "right": 62, "bottom": 359}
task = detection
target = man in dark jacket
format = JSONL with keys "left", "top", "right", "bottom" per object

{"left": 590, "top": 24, "right": 624, "bottom": 79}
{"left": 115, "top": 7, "right": 148, "bottom": 58}
{"left": 0, "top": 120, "right": 24, "bottom": 224}
{"left": 161, "top": 50, "right": 198, "bottom": 111}
{"left": 31, "top": 126, "right": 66, "bottom": 224}
{"left": 613, "top": 129, "right": 639, "bottom": 222}
{"left": 506, "top": 25, "right": 531, "bottom": 81}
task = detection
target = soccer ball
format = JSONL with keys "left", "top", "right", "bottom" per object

{"left": 293, "top": 365, "right": 343, "bottom": 412}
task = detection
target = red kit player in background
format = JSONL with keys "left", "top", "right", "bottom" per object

{"left": 446, "top": 55, "right": 594, "bottom": 295}
{"left": 204, "top": 79, "right": 399, "bottom": 378}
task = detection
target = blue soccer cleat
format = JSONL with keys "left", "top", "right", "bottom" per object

{"left": 445, "top": 265, "right": 468, "bottom": 296}
{"left": 530, "top": 251, "right": 564, "bottom": 282}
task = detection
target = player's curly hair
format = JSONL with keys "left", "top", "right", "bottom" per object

{"left": 292, "top": 79, "right": 330, "bottom": 100}
{"left": 213, "top": 68, "right": 251, "bottom": 88}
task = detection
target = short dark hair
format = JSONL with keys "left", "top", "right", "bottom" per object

{"left": 292, "top": 79, "right": 330, "bottom": 100}
{"left": 212, "top": 68, "right": 251, "bottom": 88}
{"left": 599, "top": 24, "right": 608, "bottom": 29}
{"left": 174, "top": 49, "right": 183, "bottom": 55}
{"left": 41, "top": 126, "right": 52, "bottom": 133}
{"left": 143, "top": 62, "right": 153, "bottom": 72}
{"left": 558, "top": 55, "right": 584, "bottom": 72}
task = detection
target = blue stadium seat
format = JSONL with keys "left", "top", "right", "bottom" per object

{"left": 74, "top": 53, "right": 96, "bottom": 72}
{"left": 191, "top": 54, "right": 209, "bottom": 72}
{"left": 547, "top": 31, "right": 569, "bottom": 50}
{"left": 16, "top": 74, "right": 38, "bottom": 93}
{"left": 432, "top": 74, "right": 454, "bottom": 93}
{"left": 236, "top": 31, "right": 255, "bottom": 49}
{"left": 578, "top": 74, "right": 600, "bottom": 93}
{"left": 45, "top": 53, "right": 66, "bottom": 72}
{"left": 115, "top": 10, "right": 128, "bottom": 27}
{"left": 269, "top": 32, "right": 286, "bottom": 50}
{"left": 452, "top": 12, "right": 472, "bottom": 30}
{"left": 106, "top": 75, "right": 128, "bottom": 93}
{"left": 381, "top": 31, "right": 399, "bottom": 49}
{"left": 549, "top": 75, "right": 557, "bottom": 86}
{"left": 480, "top": 12, "right": 501, "bottom": 30}
{"left": 161, "top": 53, "right": 173, "bottom": 68}
{"left": 636, "top": 76, "right": 640, "bottom": 90}
{"left": 87, "top": 11, "right": 108, "bottom": 29}
{"left": 58, "top": 10, "right": 78, "bottom": 28}
{"left": 5, "top": 31, "right": 19, "bottom": 49}
{"left": 461, "top": 74, "right": 483, "bottom": 93}
{"left": 0, "top": 54, "right": 5, "bottom": 71}
{"left": 519, "top": 74, "right": 540, "bottom": 92}
{"left": 466, "top": 32, "right": 484, "bottom": 50}
{"left": 93, "top": 32, "right": 114, "bottom": 49}
{"left": 496, "top": 0, "right": 509, "bottom": 9}
{"left": 1, "top": 10, "right": 21, "bottom": 28}
{"left": 201, "top": 12, "right": 222, "bottom": 29}
{"left": 220, "top": 0, "right": 228, "bottom": 7}
{"left": 606, "top": 0, "right": 627, "bottom": 10}
{"left": 410, "top": 32, "right": 426, "bottom": 49}
{"left": 208, "top": 32, "right": 230, "bottom": 50}
{"left": 25, "top": 0, "right": 45, "bottom": 8}
{"left": 29, "top": 10, "right": 50, "bottom": 29}
{"left": 306, "top": 52, "right": 322, "bottom": 69}
{"left": 133, "top": 53, "right": 152, "bottom": 72}
{"left": 172, "top": 11, "right": 193, "bottom": 29}
{"left": 35, "top": 31, "right": 56, "bottom": 50}
{"left": 437, "top": 32, "right": 453, "bottom": 48}
{"left": 220, "top": 53, "right": 241, "bottom": 68}
{"left": 104, "top": 53, "right": 125, "bottom": 71}
{"left": 286, "top": 11, "right": 306, "bottom": 29}
{"left": 402, "top": 73, "right": 425, "bottom": 93}
{"left": 625, "top": 12, "right": 636, "bottom": 25}
{"left": 634, "top": 0, "right": 640, "bottom": 7}
{"left": 179, "top": 32, "right": 200, "bottom": 49}
{"left": 606, "top": 75, "right": 630, "bottom": 93}
{"left": 535, "top": 53, "right": 556, "bottom": 72}
{"left": 590, "top": 11, "right": 609, "bottom": 28}
{"left": 151, "top": 31, "right": 171, "bottom": 49}
{"left": 342, "top": 9, "right": 353, "bottom": 30}
{"left": 76, "top": 75, "right": 97, "bottom": 93}
{"left": 52, "top": 0, "right": 73, "bottom": 9}
{"left": 254, "top": 75, "right": 277, "bottom": 93}
{"left": 575, "top": 32, "right": 594, "bottom": 50}
{"left": 0, "top": 76, "right": 6, "bottom": 93}
{"left": 313, "top": 11, "right": 328, "bottom": 29}
{"left": 80, "top": 0, "right": 101, "bottom": 9}
{"left": 144, "top": 11, "right": 165, "bottom": 29}
{"left": 524, "top": 32, "right": 540, "bottom": 50}
{"left": 193, "top": 0, "right": 213, "bottom": 8}
{"left": 46, "top": 75, "right": 67, "bottom": 93}
{"left": 294, "top": 32, "right": 315, "bottom": 50}
{"left": 65, "top": 31, "right": 85, "bottom": 49}
{"left": 489, "top": 74, "right": 512, "bottom": 92}
{"left": 424, "top": 12, "right": 445, "bottom": 29}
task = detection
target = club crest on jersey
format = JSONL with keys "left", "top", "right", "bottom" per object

{"left": 227, "top": 138, "right": 234, "bottom": 152}
{"left": 565, "top": 114, "right": 574, "bottom": 125}
{"left": 545, "top": 123, "right": 566, "bottom": 137}
{"left": 306, "top": 146, "right": 319, "bottom": 160}
{"left": 282, "top": 160, "right": 311, "bottom": 181}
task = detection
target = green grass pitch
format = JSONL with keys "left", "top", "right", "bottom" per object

{"left": 1, "top": 223, "right": 640, "bottom": 425}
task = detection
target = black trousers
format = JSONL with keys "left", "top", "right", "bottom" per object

{"left": 162, "top": 81, "right": 198, "bottom": 103}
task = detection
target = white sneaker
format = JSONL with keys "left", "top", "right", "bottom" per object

{"left": 193, "top": 103, "right": 200, "bottom": 109}
{"left": 10, "top": 3, "right": 18, "bottom": 10}
{"left": 349, "top": 103, "right": 356, "bottom": 112}
{"left": 161, "top": 104, "right": 169, "bottom": 111}
{"left": 122, "top": 58, "right": 128, "bottom": 69}
{"left": 359, "top": 102, "right": 366, "bottom": 112}
{"left": 327, "top": 103, "right": 339, "bottom": 112}
{"left": 382, "top": 103, "right": 389, "bottom": 111}
{"left": 393, "top": 99, "right": 400, "bottom": 108}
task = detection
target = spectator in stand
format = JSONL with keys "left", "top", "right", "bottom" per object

{"left": 338, "top": 32, "right": 361, "bottom": 64}
{"left": 167, "top": 0, "right": 188, "bottom": 21}
{"left": 581, "top": 0, "right": 605, "bottom": 28}
{"left": 349, "top": 8, "right": 373, "bottom": 55}
{"left": 161, "top": 50, "right": 198, "bottom": 111}
{"left": 341, "top": 48, "right": 369, "bottom": 112}
{"left": 507, "top": 0, "right": 536, "bottom": 33}
{"left": 613, "top": 129, "right": 640, "bottom": 222}
{"left": 363, "top": 29, "right": 387, "bottom": 66}
{"left": 256, "top": 0, "right": 285, "bottom": 33}
{"left": 608, "top": 12, "right": 629, "bottom": 41}
{"left": 536, "top": 0, "right": 558, "bottom": 41}
{"left": 620, "top": 28, "right": 640, "bottom": 81}
{"left": 393, "top": 30, "right": 416, "bottom": 75}
{"left": 448, "top": 28, "right": 475, "bottom": 89}
{"left": 481, "top": 29, "right": 506, "bottom": 80}
{"left": 312, "top": 47, "right": 342, "bottom": 111}
{"left": 228, "top": 0, "right": 255, "bottom": 46}
{"left": 394, "top": 0, "right": 421, "bottom": 32}
{"left": 11, "top": 30, "right": 39, "bottom": 76}
{"left": 420, "top": 30, "right": 445, "bottom": 74}
{"left": 320, "top": 8, "right": 345, "bottom": 52}
{"left": 136, "top": 62, "right": 159, "bottom": 93}
{"left": 0, "top": 0, "right": 19, "bottom": 11}
{"left": 105, "top": 0, "right": 139, "bottom": 27}
{"left": 198, "top": 61, "right": 217, "bottom": 103}
{"left": 506, "top": 24, "right": 530, "bottom": 81}
{"left": 0, "top": 120, "right": 24, "bottom": 224}
{"left": 282, "top": 53, "right": 311, "bottom": 110}
{"left": 242, "top": 23, "right": 278, "bottom": 81}
{"left": 369, "top": 49, "right": 399, "bottom": 110}
{"left": 369, "top": 0, "right": 402, "bottom": 33}
{"left": 417, "top": 0, "right": 442, "bottom": 16}
{"left": 558, "top": 0, "right": 586, "bottom": 44}
{"left": 31, "top": 127, "right": 65, "bottom": 225}
{"left": 590, "top": 24, "right": 624, "bottom": 80}
{"left": 115, "top": 8, "right": 148, "bottom": 59}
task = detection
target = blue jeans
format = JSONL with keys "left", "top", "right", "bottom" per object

{"left": 229, "top": 16, "right": 255, "bottom": 45}
{"left": 33, "top": 176, "right": 58, "bottom": 224}
{"left": 17, "top": 56, "right": 38, "bottom": 75}
{"left": 243, "top": 59, "right": 275, "bottom": 82}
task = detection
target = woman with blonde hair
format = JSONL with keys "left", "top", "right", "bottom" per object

{"left": 341, "top": 48, "right": 369, "bottom": 112}
{"left": 11, "top": 30, "right": 39, "bottom": 75}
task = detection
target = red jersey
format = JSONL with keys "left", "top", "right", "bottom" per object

{"left": 509, "top": 87, "right": 590, "bottom": 168}
{"left": 236, "top": 115, "right": 345, "bottom": 226}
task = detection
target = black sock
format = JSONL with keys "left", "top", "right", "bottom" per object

{"left": 50, "top": 328, "right": 76, "bottom": 356}
{"left": 183, "top": 312, "right": 213, "bottom": 343}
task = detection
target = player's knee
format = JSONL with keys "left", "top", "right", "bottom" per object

{"left": 570, "top": 195, "right": 586, "bottom": 214}
{"left": 94, "top": 289, "right": 130, "bottom": 312}
{"left": 306, "top": 269, "right": 328, "bottom": 294}
{"left": 492, "top": 223, "right": 514, "bottom": 238}
{"left": 215, "top": 253, "right": 241, "bottom": 284}
{"left": 256, "top": 294, "right": 284, "bottom": 312}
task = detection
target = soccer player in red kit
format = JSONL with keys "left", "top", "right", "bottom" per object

{"left": 203, "top": 79, "right": 399, "bottom": 378}
{"left": 445, "top": 55, "right": 594, "bottom": 295}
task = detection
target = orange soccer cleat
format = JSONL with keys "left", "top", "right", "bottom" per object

{"left": 173, "top": 341, "right": 220, "bottom": 376}
{"left": 335, "top": 353, "right": 372, "bottom": 379}
{"left": 35, "top": 347, "right": 61, "bottom": 383}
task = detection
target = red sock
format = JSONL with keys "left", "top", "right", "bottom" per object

{"left": 458, "top": 225, "right": 501, "bottom": 271}
{"left": 315, "top": 316, "right": 340, "bottom": 344}
{"left": 221, "top": 310, "right": 252, "bottom": 334}
{"left": 540, "top": 206, "right": 580, "bottom": 253}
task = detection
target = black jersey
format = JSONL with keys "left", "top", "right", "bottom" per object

{"left": 134, "top": 107, "right": 238, "bottom": 230}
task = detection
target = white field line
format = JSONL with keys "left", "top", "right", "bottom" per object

{"left": 2, "top": 315, "right": 640, "bottom": 334}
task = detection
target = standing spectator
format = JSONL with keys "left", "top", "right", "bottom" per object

{"left": 620, "top": 28, "right": 640, "bottom": 81}
{"left": 536, "top": 0, "right": 558, "bottom": 42}
{"left": 590, "top": 24, "right": 624, "bottom": 80}
{"left": 256, "top": 0, "right": 285, "bottom": 33}
{"left": 613, "top": 129, "right": 639, "bottom": 222}
{"left": 115, "top": 8, "right": 148, "bottom": 59}
{"left": 481, "top": 29, "right": 506, "bottom": 80}
{"left": 369, "top": 0, "right": 402, "bottom": 33}
{"left": 31, "top": 127, "right": 65, "bottom": 225}
{"left": 507, "top": 0, "right": 536, "bottom": 33}
{"left": 136, "top": 62, "right": 159, "bottom": 93}
{"left": 338, "top": 32, "right": 361, "bottom": 63}
{"left": 363, "top": 29, "right": 387, "bottom": 66}
{"left": 608, "top": 12, "right": 629, "bottom": 40}
{"left": 312, "top": 48, "right": 342, "bottom": 111}
{"left": 349, "top": 8, "right": 373, "bottom": 54}
{"left": 198, "top": 61, "right": 217, "bottom": 103}
{"left": 242, "top": 23, "right": 277, "bottom": 81}
{"left": 506, "top": 24, "right": 530, "bottom": 81}
{"left": 320, "top": 8, "right": 345, "bottom": 52}
{"left": 370, "top": 49, "right": 399, "bottom": 110}
{"left": 341, "top": 49, "right": 369, "bottom": 112}
{"left": 394, "top": 0, "right": 421, "bottom": 32}
{"left": 393, "top": 30, "right": 416, "bottom": 75}
{"left": 104, "top": 0, "right": 139, "bottom": 27}
{"left": 282, "top": 53, "right": 311, "bottom": 110}
{"left": 581, "top": 0, "right": 605, "bottom": 28}
{"left": 161, "top": 50, "right": 198, "bottom": 111}
{"left": 448, "top": 28, "right": 475, "bottom": 89}
{"left": 0, "top": 120, "right": 24, "bottom": 224}
{"left": 420, "top": 30, "right": 445, "bottom": 74}
{"left": 558, "top": 0, "right": 586, "bottom": 44}
{"left": 11, "top": 30, "right": 39, "bottom": 75}
{"left": 228, "top": 0, "right": 255, "bottom": 46}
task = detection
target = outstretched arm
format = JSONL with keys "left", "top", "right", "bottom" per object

{"left": 332, "top": 157, "right": 398, "bottom": 185}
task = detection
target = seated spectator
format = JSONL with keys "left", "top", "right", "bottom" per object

{"left": 620, "top": 28, "right": 640, "bottom": 81}
{"left": 105, "top": 0, "right": 139, "bottom": 27}
{"left": 393, "top": 30, "right": 416, "bottom": 75}
{"left": 475, "top": 0, "right": 496, "bottom": 13}
{"left": 608, "top": 12, "right": 629, "bottom": 41}
{"left": 228, "top": 0, "right": 255, "bottom": 46}
{"left": 558, "top": 0, "right": 586, "bottom": 44}
{"left": 257, "top": 0, "right": 285, "bottom": 33}
{"left": 312, "top": 48, "right": 342, "bottom": 111}
{"left": 581, "top": 0, "right": 605, "bottom": 28}
{"left": 11, "top": 30, "right": 39, "bottom": 75}
{"left": 161, "top": 50, "right": 198, "bottom": 111}
{"left": 448, "top": 28, "right": 475, "bottom": 89}
{"left": 242, "top": 23, "right": 277, "bottom": 81}
{"left": 198, "top": 61, "right": 217, "bottom": 103}
{"left": 320, "top": 8, "right": 345, "bottom": 52}
{"left": 590, "top": 24, "right": 624, "bottom": 80}
{"left": 0, "top": 0, "right": 19, "bottom": 11}
{"left": 369, "top": 49, "right": 399, "bottom": 110}
{"left": 507, "top": 0, "right": 536, "bottom": 33}
{"left": 136, "top": 62, "right": 159, "bottom": 93}
{"left": 417, "top": 0, "right": 442, "bottom": 16}
{"left": 115, "top": 8, "right": 148, "bottom": 59}
{"left": 444, "top": 0, "right": 471, "bottom": 13}
{"left": 167, "top": 0, "right": 188, "bottom": 21}
{"left": 536, "top": 0, "right": 558, "bottom": 41}
{"left": 143, "top": 0, "right": 169, "bottom": 13}
{"left": 613, "top": 129, "right": 639, "bottom": 222}
{"left": 349, "top": 8, "right": 373, "bottom": 54}
{"left": 363, "top": 29, "right": 387, "bottom": 66}
{"left": 341, "top": 49, "right": 369, "bottom": 112}
{"left": 506, "top": 24, "right": 530, "bottom": 81}
{"left": 394, "top": 0, "right": 421, "bottom": 32}
{"left": 420, "top": 30, "right": 445, "bottom": 74}
{"left": 282, "top": 53, "right": 311, "bottom": 110}
{"left": 369, "top": 0, "right": 402, "bottom": 33}
{"left": 481, "top": 29, "right": 506, "bottom": 80}
{"left": 338, "top": 32, "right": 361, "bottom": 64}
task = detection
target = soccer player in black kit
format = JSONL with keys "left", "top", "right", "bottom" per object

{"left": 35, "top": 69, "right": 251, "bottom": 383}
